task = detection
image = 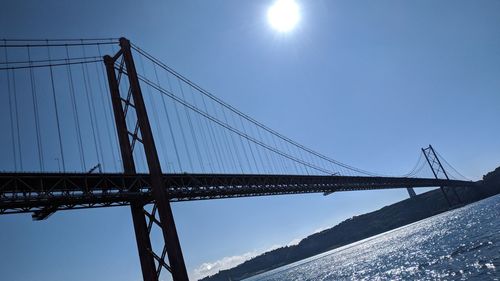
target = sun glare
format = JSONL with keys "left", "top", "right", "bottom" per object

{"left": 267, "top": 0, "right": 300, "bottom": 32}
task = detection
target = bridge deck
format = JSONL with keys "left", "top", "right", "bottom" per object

{"left": 0, "top": 172, "right": 474, "bottom": 214}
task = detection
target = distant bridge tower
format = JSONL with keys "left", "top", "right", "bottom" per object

{"left": 422, "top": 145, "right": 462, "bottom": 207}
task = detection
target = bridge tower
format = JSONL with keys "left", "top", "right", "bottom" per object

{"left": 422, "top": 145, "right": 462, "bottom": 207}
{"left": 104, "top": 38, "right": 188, "bottom": 281}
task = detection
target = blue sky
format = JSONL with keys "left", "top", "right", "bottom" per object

{"left": 1, "top": 0, "right": 500, "bottom": 280}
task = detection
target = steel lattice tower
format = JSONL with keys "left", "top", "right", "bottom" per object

{"left": 104, "top": 38, "right": 188, "bottom": 281}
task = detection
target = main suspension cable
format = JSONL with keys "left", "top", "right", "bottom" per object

{"left": 132, "top": 71, "right": 334, "bottom": 175}
{"left": 131, "top": 45, "right": 383, "bottom": 176}
{"left": 434, "top": 150, "right": 471, "bottom": 181}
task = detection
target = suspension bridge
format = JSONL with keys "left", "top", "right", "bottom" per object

{"left": 0, "top": 38, "right": 474, "bottom": 281}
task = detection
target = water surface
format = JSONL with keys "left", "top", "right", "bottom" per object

{"left": 246, "top": 194, "right": 500, "bottom": 280}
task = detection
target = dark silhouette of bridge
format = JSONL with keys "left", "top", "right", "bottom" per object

{"left": 0, "top": 38, "right": 473, "bottom": 281}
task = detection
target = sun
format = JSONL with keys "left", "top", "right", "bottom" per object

{"left": 267, "top": 0, "right": 300, "bottom": 32}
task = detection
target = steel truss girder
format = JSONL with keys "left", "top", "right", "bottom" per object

{"left": 0, "top": 172, "right": 474, "bottom": 214}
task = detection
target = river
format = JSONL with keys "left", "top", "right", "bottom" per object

{"left": 245, "top": 194, "right": 500, "bottom": 280}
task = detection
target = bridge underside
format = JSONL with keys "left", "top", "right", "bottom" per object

{"left": 0, "top": 172, "right": 473, "bottom": 215}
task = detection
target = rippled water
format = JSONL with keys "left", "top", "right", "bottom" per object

{"left": 246, "top": 194, "right": 500, "bottom": 281}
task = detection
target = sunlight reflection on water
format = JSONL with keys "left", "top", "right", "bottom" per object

{"left": 246, "top": 194, "right": 500, "bottom": 281}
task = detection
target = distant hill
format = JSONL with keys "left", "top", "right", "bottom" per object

{"left": 201, "top": 167, "right": 500, "bottom": 281}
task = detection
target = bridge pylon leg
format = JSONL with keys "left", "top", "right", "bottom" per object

{"left": 406, "top": 187, "right": 417, "bottom": 198}
{"left": 104, "top": 37, "right": 189, "bottom": 281}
